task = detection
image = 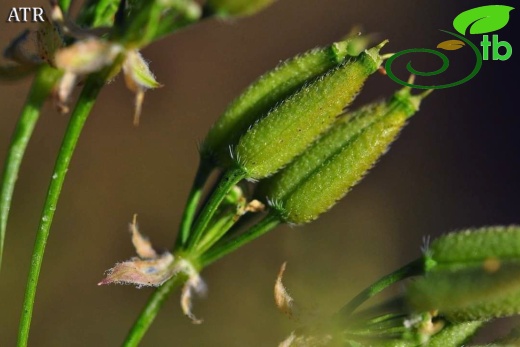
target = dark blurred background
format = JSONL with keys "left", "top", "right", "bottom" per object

{"left": 1, "top": 0, "right": 519, "bottom": 346}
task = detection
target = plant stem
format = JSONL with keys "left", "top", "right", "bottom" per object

{"left": 200, "top": 213, "right": 281, "bottom": 267}
{"left": 185, "top": 169, "right": 245, "bottom": 250}
{"left": 16, "top": 72, "right": 106, "bottom": 347}
{"left": 194, "top": 213, "right": 235, "bottom": 255}
{"left": 58, "top": 0, "right": 72, "bottom": 14}
{"left": 175, "top": 161, "right": 212, "bottom": 248}
{"left": 337, "top": 258, "right": 425, "bottom": 318}
{"left": 0, "top": 66, "right": 61, "bottom": 273}
{"left": 122, "top": 273, "right": 188, "bottom": 347}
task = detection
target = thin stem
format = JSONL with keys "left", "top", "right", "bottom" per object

{"left": 17, "top": 72, "right": 107, "bottom": 347}
{"left": 58, "top": 0, "right": 72, "bottom": 14}
{"left": 186, "top": 169, "right": 246, "bottom": 251}
{"left": 194, "top": 213, "right": 235, "bottom": 255}
{"left": 122, "top": 273, "right": 188, "bottom": 347}
{"left": 337, "top": 258, "right": 425, "bottom": 318}
{"left": 174, "top": 161, "right": 212, "bottom": 248}
{"left": 0, "top": 66, "right": 61, "bottom": 273}
{"left": 200, "top": 213, "right": 281, "bottom": 267}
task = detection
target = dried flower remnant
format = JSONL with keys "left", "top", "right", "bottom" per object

{"left": 99, "top": 216, "right": 206, "bottom": 323}
{"left": 274, "top": 262, "right": 320, "bottom": 325}
{"left": 55, "top": 38, "right": 123, "bottom": 75}
{"left": 10, "top": 2, "right": 162, "bottom": 121}
{"left": 129, "top": 214, "right": 157, "bottom": 259}
{"left": 122, "top": 50, "right": 163, "bottom": 125}
{"left": 1, "top": 15, "right": 64, "bottom": 81}
{"left": 54, "top": 38, "right": 123, "bottom": 112}
{"left": 275, "top": 262, "right": 300, "bottom": 320}
{"left": 53, "top": 39, "right": 161, "bottom": 119}
{"left": 98, "top": 216, "right": 175, "bottom": 287}
{"left": 179, "top": 259, "right": 207, "bottom": 324}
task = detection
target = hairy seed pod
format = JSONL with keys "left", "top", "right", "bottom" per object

{"left": 407, "top": 261, "right": 520, "bottom": 322}
{"left": 424, "top": 321, "right": 483, "bottom": 347}
{"left": 235, "top": 42, "right": 386, "bottom": 181}
{"left": 201, "top": 37, "right": 369, "bottom": 166}
{"left": 426, "top": 226, "right": 520, "bottom": 271}
{"left": 376, "top": 321, "right": 482, "bottom": 347}
{"left": 262, "top": 85, "right": 425, "bottom": 224}
{"left": 259, "top": 86, "right": 423, "bottom": 203}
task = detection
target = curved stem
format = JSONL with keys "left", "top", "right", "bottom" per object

{"left": 200, "top": 213, "right": 281, "bottom": 267}
{"left": 0, "top": 66, "right": 61, "bottom": 273}
{"left": 186, "top": 169, "right": 245, "bottom": 251}
{"left": 337, "top": 258, "right": 425, "bottom": 318}
{"left": 174, "top": 160, "right": 212, "bottom": 248}
{"left": 122, "top": 273, "right": 188, "bottom": 347}
{"left": 16, "top": 72, "right": 106, "bottom": 347}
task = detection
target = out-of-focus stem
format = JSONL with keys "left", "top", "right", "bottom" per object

{"left": 0, "top": 66, "right": 61, "bottom": 273}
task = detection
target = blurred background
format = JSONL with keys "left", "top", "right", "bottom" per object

{"left": 1, "top": 0, "right": 519, "bottom": 345}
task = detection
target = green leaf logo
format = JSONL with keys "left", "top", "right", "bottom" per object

{"left": 453, "top": 5, "right": 514, "bottom": 35}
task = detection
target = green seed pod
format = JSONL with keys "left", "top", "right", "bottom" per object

{"left": 375, "top": 321, "right": 482, "bottom": 347}
{"left": 261, "top": 84, "right": 425, "bottom": 224}
{"left": 234, "top": 42, "right": 386, "bottom": 181}
{"left": 425, "top": 321, "right": 483, "bottom": 347}
{"left": 205, "top": 0, "right": 277, "bottom": 17}
{"left": 407, "top": 261, "right": 520, "bottom": 322}
{"left": 426, "top": 226, "right": 520, "bottom": 271}
{"left": 201, "top": 37, "right": 369, "bottom": 166}
{"left": 259, "top": 86, "right": 423, "bottom": 203}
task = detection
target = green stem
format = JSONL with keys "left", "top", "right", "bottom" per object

{"left": 16, "top": 72, "right": 106, "bottom": 347}
{"left": 175, "top": 161, "right": 212, "bottom": 248}
{"left": 194, "top": 213, "right": 235, "bottom": 255}
{"left": 0, "top": 66, "right": 61, "bottom": 273}
{"left": 122, "top": 273, "right": 188, "bottom": 347}
{"left": 186, "top": 169, "right": 245, "bottom": 250}
{"left": 200, "top": 213, "right": 281, "bottom": 267}
{"left": 337, "top": 258, "right": 425, "bottom": 318}
{"left": 58, "top": 0, "right": 72, "bottom": 14}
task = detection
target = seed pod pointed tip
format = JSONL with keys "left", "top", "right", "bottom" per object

{"left": 407, "top": 89, "right": 433, "bottom": 113}
{"left": 376, "top": 39, "right": 390, "bottom": 50}
{"left": 419, "top": 89, "right": 434, "bottom": 99}
{"left": 392, "top": 83, "right": 432, "bottom": 115}
{"left": 365, "top": 40, "right": 389, "bottom": 67}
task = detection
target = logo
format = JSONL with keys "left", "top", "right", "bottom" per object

{"left": 6, "top": 7, "right": 45, "bottom": 23}
{"left": 386, "top": 5, "right": 514, "bottom": 89}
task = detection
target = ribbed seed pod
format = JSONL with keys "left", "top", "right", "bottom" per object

{"left": 234, "top": 42, "right": 386, "bottom": 181}
{"left": 407, "top": 226, "right": 520, "bottom": 322}
{"left": 407, "top": 261, "right": 520, "bottom": 322}
{"left": 259, "top": 86, "right": 421, "bottom": 202}
{"left": 426, "top": 226, "right": 520, "bottom": 270}
{"left": 375, "top": 321, "right": 482, "bottom": 347}
{"left": 262, "top": 85, "right": 425, "bottom": 224}
{"left": 201, "top": 37, "right": 368, "bottom": 166}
